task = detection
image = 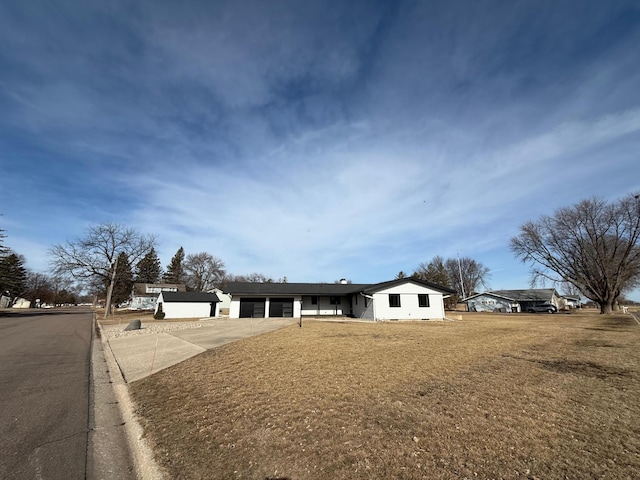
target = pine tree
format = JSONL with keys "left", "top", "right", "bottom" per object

{"left": 0, "top": 251, "right": 28, "bottom": 297}
{"left": 163, "top": 247, "right": 186, "bottom": 284}
{"left": 111, "top": 252, "right": 134, "bottom": 306}
{"left": 136, "top": 247, "right": 162, "bottom": 283}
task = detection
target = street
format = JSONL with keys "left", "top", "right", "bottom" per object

{"left": 0, "top": 307, "right": 95, "bottom": 479}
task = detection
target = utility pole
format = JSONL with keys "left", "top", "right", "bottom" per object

{"left": 457, "top": 251, "right": 466, "bottom": 299}
{"left": 104, "top": 255, "right": 119, "bottom": 319}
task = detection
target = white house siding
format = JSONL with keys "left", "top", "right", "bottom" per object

{"left": 352, "top": 293, "right": 374, "bottom": 320}
{"left": 372, "top": 283, "right": 445, "bottom": 320}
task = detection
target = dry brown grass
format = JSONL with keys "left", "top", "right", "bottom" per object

{"left": 129, "top": 312, "right": 640, "bottom": 480}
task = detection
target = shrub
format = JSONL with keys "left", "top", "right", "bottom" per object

{"left": 154, "top": 302, "right": 165, "bottom": 320}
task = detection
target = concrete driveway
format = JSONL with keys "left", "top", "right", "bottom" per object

{"left": 101, "top": 317, "right": 297, "bottom": 383}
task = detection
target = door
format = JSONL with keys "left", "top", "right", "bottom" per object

{"left": 239, "top": 298, "right": 266, "bottom": 318}
{"left": 269, "top": 298, "right": 294, "bottom": 317}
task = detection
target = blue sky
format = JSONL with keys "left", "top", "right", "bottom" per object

{"left": 1, "top": 0, "right": 639, "bottom": 299}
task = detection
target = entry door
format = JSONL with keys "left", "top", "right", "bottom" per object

{"left": 239, "top": 298, "right": 266, "bottom": 318}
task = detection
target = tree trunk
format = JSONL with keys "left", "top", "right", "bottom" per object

{"left": 600, "top": 302, "right": 614, "bottom": 314}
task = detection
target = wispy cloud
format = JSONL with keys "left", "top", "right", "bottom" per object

{"left": 1, "top": 0, "right": 639, "bottom": 293}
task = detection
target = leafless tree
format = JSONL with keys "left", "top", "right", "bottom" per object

{"left": 444, "top": 257, "right": 490, "bottom": 299}
{"left": 510, "top": 193, "right": 640, "bottom": 314}
{"left": 49, "top": 223, "right": 155, "bottom": 315}
{"left": 183, "top": 252, "right": 226, "bottom": 291}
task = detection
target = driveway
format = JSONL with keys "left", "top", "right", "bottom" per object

{"left": 101, "top": 317, "right": 297, "bottom": 383}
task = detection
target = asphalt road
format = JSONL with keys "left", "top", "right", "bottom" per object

{"left": 0, "top": 307, "right": 95, "bottom": 479}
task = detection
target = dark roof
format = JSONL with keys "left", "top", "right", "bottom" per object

{"left": 222, "top": 279, "right": 456, "bottom": 296}
{"left": 222, "top": 282, "right": 369, "bottom": 296}
{"left": 160, "top": 292, "right": 220, "bottom": 303}
{"left": 362, "top": 278, "right": 456, "bottom": 295}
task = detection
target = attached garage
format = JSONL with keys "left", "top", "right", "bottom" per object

{"left": 269, "top": 298, "right": 294, "bottom": 317}
{"left": 239, "top": 298, "right": 266, "bottom": 318}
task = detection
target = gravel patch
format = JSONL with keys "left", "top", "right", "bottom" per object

{"left": 101, "top": 320, "right": 216, "bottom": 339}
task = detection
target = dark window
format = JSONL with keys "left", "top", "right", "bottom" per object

{"left": 330, "top": 296, "right": 341, "bottom": 305}
{"left": 418, "top": 294, "right": 429, "bottom": 307}
{"left": 389, "top": 294, "right": 401, "bottom": 308}
{"left": 311, "top": 296, "right": 318, "bottom": 305}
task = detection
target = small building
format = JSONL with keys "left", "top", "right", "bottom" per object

{"left": 222, "top": 278, "right": 456, "bottom": 321}
{"left": 155, "top": 291, "right": 220, "bottom": 319}
{"left": 130, "top": 283, "right": 186, "bottom": 310}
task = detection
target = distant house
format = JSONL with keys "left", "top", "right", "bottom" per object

{"left": 207, "top": 288, "right": 231, "bottom": 316}
{"left": 129, "top": 283, "right": 186, "bottom": 310}
{"left": 155, "top": 291, "right": 221, "bottom": 319}
{"left": 221, "top": 278, "right": 456, "bottom": 321}
{"left": 463, "top": 289, "right": 563, "bottom": 313}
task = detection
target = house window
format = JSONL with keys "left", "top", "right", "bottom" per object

{"left": 418, "top": 294, "right": 430, "bottom": 307}
{"left": 311, "top": 296, "right": 318, "bottom": 305}
{"left": 330, "top": 296, "right": 341, "bottom": 305}
{"left": 389, "top": 294, "right": 401, "bottom": 308}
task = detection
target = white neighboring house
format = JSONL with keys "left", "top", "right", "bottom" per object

{"left": 155, "top": 291, "right": 221, "bottom": 319}
{"left": 129, "top": 283, "right": 186, "bottom": 310}
{"left": 207, "top": 288, "right": 232, "bottom": 316}
{"left": 222, "top": 278, "right": 456, "bottom": 321}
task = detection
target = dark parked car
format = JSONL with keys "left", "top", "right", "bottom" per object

{"left": 527, "top": 303, "right": 558, "bottom": 313}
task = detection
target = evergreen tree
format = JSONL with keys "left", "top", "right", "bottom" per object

{"left": 136, "top": 247, "right": 162, "bottom": 283}
{"left": 163, "top": 247, "right": 186, "bottom": 284}
{"left": 413, "top": 256, "right": 451, "bottom": 288}
{"left": 0, "top": 251, "right": 28, "bottom": 297}
{"left": 111, "top": 252, "right": 134, "bottom": 306}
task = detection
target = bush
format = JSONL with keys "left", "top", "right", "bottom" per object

{"left": 154, "top": 302, "right": 165, "bottom": 320}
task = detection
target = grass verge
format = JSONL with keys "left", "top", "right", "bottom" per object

{"left": 129, "top": 312, "right": 640, "bottom": 479}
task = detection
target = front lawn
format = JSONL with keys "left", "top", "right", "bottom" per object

{"left": 130, "top": 312, "right": 640, "bottom": 479}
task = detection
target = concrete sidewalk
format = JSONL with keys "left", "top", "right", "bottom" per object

{"left": 102, "top": 317, "right": 297, "bottom": 383}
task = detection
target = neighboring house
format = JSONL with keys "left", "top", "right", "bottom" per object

{"left": 561, "top": 296, "right": 581, "bottom": 309}
{"left": 222, "top": 278, "right": 456, "bottom": 321}
{"left": 155, "top": 291, "right": 221, "bottom": 319}
{"left": 207, "top": 288, "right": 232, "bottom": 316}
{"left": 129, "top": 283, "right": 186, "bottom": 310}
{"left": 464, "top": 288, "right": 563, "bottom": 313}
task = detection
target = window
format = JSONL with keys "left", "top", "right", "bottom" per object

{"left": 418, "top": 294, "right": 430, "bottom": 307}
{"left": 330, "top": 296, "right": 341, "bottom": 305}
{"left": 389, "top": 294, "right": 401, "bottom": 308}
{"left": 311, "top": 296, "right": 318, "bottom": 305}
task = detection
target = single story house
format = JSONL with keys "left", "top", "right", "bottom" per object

{"left": 463, "top": 288, "right": 563, "bottom": 313}
{"left": 129, "top": 283, "right": 186, "bottom": 310}
{"left": 155, "top": 291, "right": 221, "bottom": 319}
{"left": 221, "top": 278, "right": 456, "bottom": 321}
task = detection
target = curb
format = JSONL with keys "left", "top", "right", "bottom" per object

{"left": 97, "top": 321, "right": 167, "bottom": 480}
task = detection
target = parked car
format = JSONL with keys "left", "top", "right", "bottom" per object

{"left": 527, "top": 303, "right": 558, "bottom": 313}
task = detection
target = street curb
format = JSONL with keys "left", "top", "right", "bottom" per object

{"left": 97, "top": 322, "right": 167, "bottom": 480}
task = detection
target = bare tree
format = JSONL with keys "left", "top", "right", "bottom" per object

{"left": 183, "top": 252, "right": 226, "bottom": 291}
{"left": 510, "top": 193, "right": 640, "bottom": 314}
{"left": 444, "top": 257, "right": 490, "bottom": 298}
{"left": 49, "top": 223, "right": 155, "bottom": 315}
